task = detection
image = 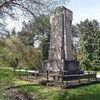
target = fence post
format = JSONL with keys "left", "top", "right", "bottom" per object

{"left": 61, "top": 71, "right": 64, "bottom": 85}
{"left": 66, "top": 72, "right": 68, "bottom": 85}
{"left": 78, "top": 73, "right": 81, "bottom": 84}
{"left": 18, "top": 68, "right": 21, "bottom": 78}
{"left": 88, "top": 71, "right": 90, "bottom": 82}
{"left": 35, "top": 72, "right": 38, "bottom": 80}
{"left": 47, "top": 71, "right": 49, "bottom": 82}
{"left": 26, "top": 69, "right": 28, "bottom": 78}
{"left": 95, "top": 71, "right": 97, "bottom": 81}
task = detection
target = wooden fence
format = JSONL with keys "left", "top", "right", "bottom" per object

{"left": 33, "top": 71, "right": 97, "bottom": 85}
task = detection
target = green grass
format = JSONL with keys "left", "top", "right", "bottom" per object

{"left": 97, "top": 71, "right": 100, "bottom": 75}
{"left": 15, "top": 81, "right": 100, "bottom": 100}
{"left": 0, "top": 69, "right": 27, "bottom": 99}
{"left": 0, "top": 69, "right": 14, "bottom": 99}
{"left": 0, "top": 69, "right": 100, "bottom": 100}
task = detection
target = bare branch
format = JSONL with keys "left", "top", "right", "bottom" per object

{"left": 12, "top": 2, "right": 37, "bottom": 18}
{"left": 0, "top": 0, "right": 16, "bottom": 9}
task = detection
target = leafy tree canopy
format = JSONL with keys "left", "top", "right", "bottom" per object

{"left": 76, "top": 19, "right": 100, "bottom": 70}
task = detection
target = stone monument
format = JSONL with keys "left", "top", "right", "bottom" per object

{"left": 42, "top": 6, "right": 83, "bottom": 74}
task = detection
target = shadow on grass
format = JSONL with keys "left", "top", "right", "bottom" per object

{"left": 65, "top": 81, "right": 100, "bottom": 89}
{"left": 5, "top": 83, "right": 41, "bottom": 90}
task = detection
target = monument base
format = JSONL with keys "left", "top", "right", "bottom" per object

{"left": 42, "top": 59, "right": 83, "bottom": 75}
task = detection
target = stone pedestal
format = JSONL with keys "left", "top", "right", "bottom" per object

{"left": 42, "top": 60, "right": 83, "bottom": 74}
{"left": 42, "top": 6, "right": 83, "bottom": 74}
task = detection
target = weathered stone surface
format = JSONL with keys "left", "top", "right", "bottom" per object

{"left": 49, "top": 6, "right": 73, "bottom": 60}
{"left": 42, "top": 6, "right": 83, "bottom": 74}
{"left": 42, "top": 60, "right": 64, "bottom": 71}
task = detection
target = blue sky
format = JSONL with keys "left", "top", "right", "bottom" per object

{"left": 67, "top": 0, "right": 100, "bottom": 24}
{"left": 7, "top": 0, "right": 100, "bottom": 31}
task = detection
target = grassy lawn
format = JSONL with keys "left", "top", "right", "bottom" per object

{"left": 0, "top": 69, "right": 100, "bottom": 100}
{"left": 97, "top": 71, "right": 100, "bottom": 75}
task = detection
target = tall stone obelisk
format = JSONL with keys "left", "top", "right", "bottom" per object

{"left": 49, "top": 6, "right": 73, "bottom": 60}
{"left": 42, "top": 6, "right": 83, "bottom": 74}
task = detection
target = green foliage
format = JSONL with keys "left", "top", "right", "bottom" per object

{"left": 0, "top": 35, "right": 42, "bottom": 70}
{"left": 76, "top": 19, "right": 100, "bottom": 70}
{"left": 30, "top": 15, "right": 51, "bottom": 36}
{"left": 0, "top": 14, "right": 51, "bottom": 70}
{"left": 39, "top": 36, "right": 50, "bottom": 60}
{"left": 19, "top": 15, "right": 51, "bottom": 60}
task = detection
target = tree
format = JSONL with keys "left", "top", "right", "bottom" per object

{"left": 0, "top": 0, "right": 69, "bottom": 36}
{"left": 18, "top": 15, "right": 51, "bottom": 59}
{"left": 39, "top": 36, "right": 50, "bottom": 60}
{"left": 0, "top": 35, "right": 42, "bottom": 69}
{"left": 72, "top": 25, "right": 80, "bottom": 60}
{"left": 76, "top": 19, "right": 100, "bottom": 70}
{"left": 0, "top": 0, "right": 43, "bottom": 36}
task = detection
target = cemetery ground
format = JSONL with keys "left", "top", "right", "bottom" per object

{"left": 0, "top": 69, "right": 100, "bottom": 100}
